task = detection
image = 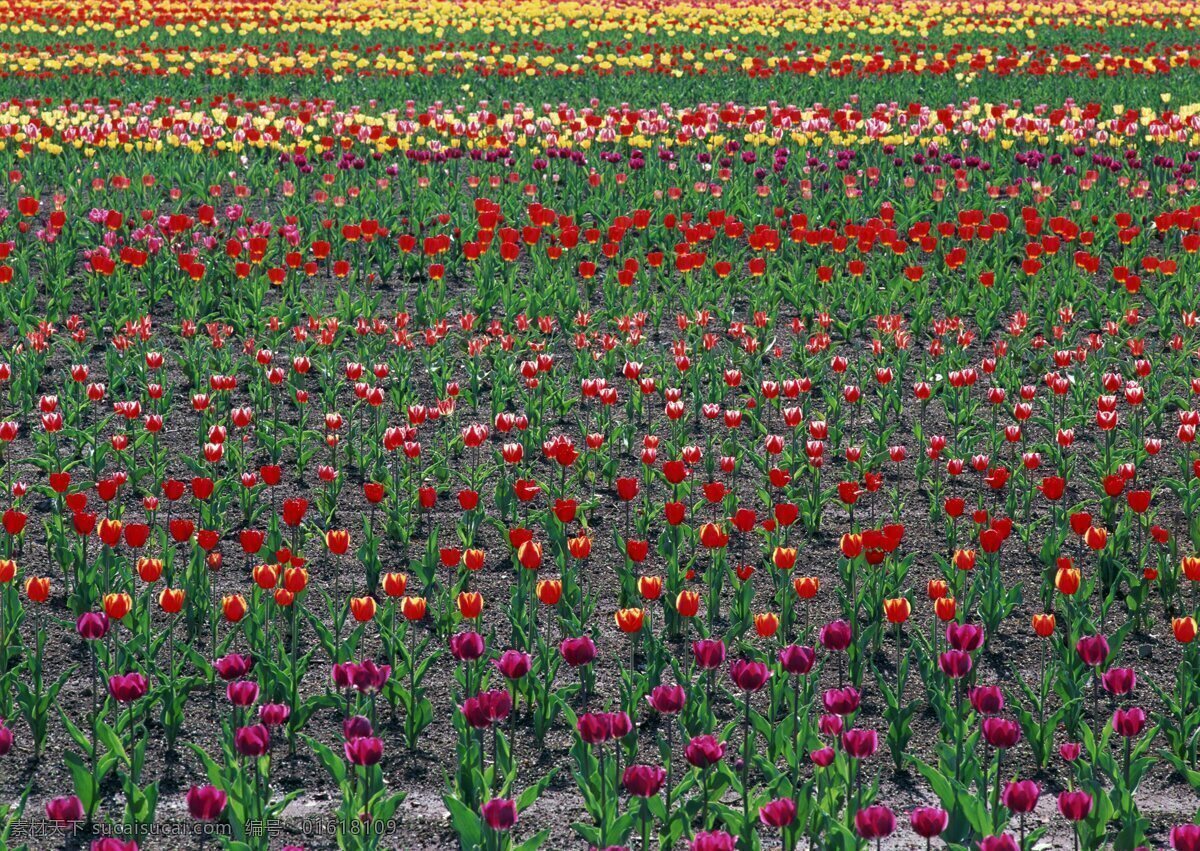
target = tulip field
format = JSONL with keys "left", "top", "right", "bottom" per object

{"left": 6, "top": 0, "right": 1200, "bottom": 850}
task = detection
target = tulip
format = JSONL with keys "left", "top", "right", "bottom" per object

{"left": 1058, "top": 789, "right": 1093, "bottom": 822}
{"left": 45, "top": 795, "right": 84, "bottom": 828}
{"left": 481, "top": 798, "right": 517, "bottom": 832}
{"left": 909, "top": 806, "right": 948, "bottom": 840}
{"left": 344, "top": 736, "right": 384, "bottom": 766}
{"left": 1171, "top": 824, "right": 1200, "bottom": 851}
{"left": 690, "top": 830, "right": 736, "bottom": 851}
{"left": 234, "top": 724, "right": 271, "bottom": 757}
{"left": 854, "top": 805, "right": 895, "bottom": 841}
{"left": 186, "top": 785, "right": 228, "bottom": 821}
{"left": 0, "top": 721, "right": 12, "bottom": 756}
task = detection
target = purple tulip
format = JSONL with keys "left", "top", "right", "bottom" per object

{"left": 1102, "top": 667, "right": 1136, "bottom": 695}
{"left": 909, "top": 806, "right": 948, "bottom": 838}
{"left": 343, "top": 715, "right": 373, "bottom": 741}
{"left": 45, "top": 795, "right": 84, "bottom": 827}
{"left": 809, "top": 746, "right": 836, "bottom": 767}
{"left": 186, "top": 785, "right": 228, "bottom": 821}
{"left": 841, "top": 728, "right": 879, "bottom": 759}
{"left": 559, "top": 636, "right": 596, "bottom": 667}
{"left": 1171, "top": 824, "right": 1200, "bottom": 851}
{"left": 982, "top": 717, "right": 1021, "bottom": 749}
{"left": 692, "top": 638, "right": 726, "bottom": 670}
{"left": 1058, "top": 790, "right": 1093, "bottom": 821}
{"left": 622, "top": 764, "right": 667, "bottom": 797}
{"left": 1112, "top": 707, "right": 1147, "bottom": 738}
{"left": 344, "top": 736, "right": 384, "bottom": 766}
{"left": 684, "top": 734, "right": 725, "bottom": 768}
{"left": 76, "top": 611, "right": 110, "bottom": 640}
{"left": 945, "top": 621, "right": 984, "bottom": 651}
{"left": 1002, "top": 780, "right": 1040, "bottom": 813}
{"left": 818, "top": 619, "right": 852, "bottom": 651}
{"left": 938, "top": 649, "right": 973, "bottom": 678}
{"left": 449, "top": 631, "right": 486, "bottom": 662}
{"left": 729, "top": 658, "right": 771, "bottom": 692}
{"left": 980, "top": 835, "right": 1019, "bottom": 851}
{"left": 758, "top": 798, "right": 797, "bottom": 828}
{"left": 0, "top": 720, "right": 12, "bottom": 756}
{"left": 646, "top": 684, "right": 686, "bottom": 714}
{"left": 108, "top": 672, "right": 148, "bottom": 703}
{"left": 689, "top": 830, "right": 736, "bottom": 851}
{"left": 234, "top": 724, "right": 271, "bottom": 757}
{"left": 779, "top": 644, "right": 815, "bottom": 675}
{"left": 481, "top": 798, "right": 517, "bottom": 831}
{"left": 215, "top": 653, "right": 253, "bottom": 681}
{"left": 822, "top": 686, "right": 860, "bottom": 716}
{"left": 226, "top": 680, "right": 259, "bottom": 707}
{"left": 577, "top": 712, "right": 613, "bottom": 745}
{"left": 969, "top": 685, "right": 1005, "bottom": 715}
{"left": 854, "top": 805, "right": 895, "bottom": 839}
{"left": 1075, "top": 634, "right": 1110, "bottom": 668}
{"left": 258, "top": 703, "right": 291, "bottom": 727}
{"left": 494, "top": 649, "right": 532, "bottom": 680}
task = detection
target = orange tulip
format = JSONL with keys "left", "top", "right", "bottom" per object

{"left": 401, "top": 596, "right": 427, "bottom": 621}
{"left": 0, "top": 559, "right": 15, "bottom": 583}
{"left": 350, "top": 596, "right": 377, "bottom": 622}
{"left": 638, "top": 575, "right": 663, "bottom": 600}
{"left": 536, "top": 579, "right": 562, "bottom": 605}
{"left": 254, "top": 563, "right": 281, "bottom": 589}
{"left": 104, "top": 592, "right": 133, "bottom": 620}
{"left": 927, "top": 578, "right": 948, "bottom": 600}
{"left": 222, "top": 594, "right": 247, "bottom": 622}
{"left": 754, "top": 612, "right": 780, "bottom": 637}
{"left": 772, "top": 547, "right": 798, "bottom": 571}
{"left": 567, "top": 535, "right": 592, "bottom": 559}
{"left": 24, "top": 576, "right": 50, "bottom": 603}
{"left": 283, "top": 566, "right": 309, "bottom": 593}
{"left": 1083, "top": 526, "right": 1108, "bottom": 551}
{"left": 793, "top": 576, "right": 820, "bottom": 599}
{"left": 457, "top": 591, "right": 483, "bottom": 619}
{"left": 1174, "top": 616, "right": 1198, "bottom": 644}
{"left": 1032, "top": 613, "right": 1056, "bottom": 637}
{"left": 839, "top": 533, "right": 863, "bottom": 559}
{"left": 274, "top": 589, "right": 295, "bottom": 607}
{"left": 380, "top": 572, "right": 407, "bottom": 597}
{"left": 159, "top": 587, "right": 185, "bottom": 614}
{"left": 326, "top": 529, "right": 351, "bottom": 554}
{"left": 934, "top": 596, "right": 957, "bottom": 621}
{"left": 883, "top": 597, "right": 911, "bottom": 624}
{"left": 463, "top": 549, "right": 486, "bottom": 571}
{"left": 614, "top": 607, "right": 645, "bottom": 633}
{"left": 1055, "top": 566, "right": 1081, "bottom": 596}
{"left": 1182, "top": 556, "right": 1200, "bottom": 582}
{"left": 953, "top": 549, "right": 976, "bottom": 571}
{"left": 517, "top": 540, "right": 543, "bottom": 570}
{"left": 676, "top": 590, "right": 700, "bottom": 618}
{"left": 137, "top": 557, "right": 163, "bottom": 583}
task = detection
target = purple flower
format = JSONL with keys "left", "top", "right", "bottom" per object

{"left": 45, "top": 795, "right": 84, "bottom": 828}
{"left": 226, "top": 680, "right": 259, "bottom": 707}
{"left": 646, "top": 684, "right": 686, "bottom": 714}
{"left": 729, "top": 659, "right": 771, "bottom": 692}
{"left": 1002, "top": 780, "right": 1040, "bottom": 814}
{"left": 622, "top": 764, "right": 667, "bottom": 797}
{"left": 1075, "top": 634, "right": 1110, "bottom": 668}
{"left": 344, "top": 736, "right": 384, "bottom": 766}
{"left": 481, "top": 798, "right": 517, "bottom": 831}
{"left": 758, "top": 798, "right": 797, "bottom": 828}
{"left": 343, "top": 715, "right": 373, "bottom": 741}
{"left": 684, "top": 734, "right": 725, "bottom": 768}
{"left": 234, "top": 724, "right": 271, "bottom": 757}
{"left": 258, "top": 703, "right": 291, "bottom": 727}
{"left": 981, "top": 717, "right": 1021, "bottom": 749}
{"left": 779, "top": 644, "right": 815, "bottom": 675}
{"left": 1112, "top": 707, "right": 1147, "bottom": 738}
{"left": 1058, "top": 790, "right": 1093, "bottom": 821}
{"left": 945, "top": 621, "right": 984, "bottom": 651}
{"left": 692, "top": 638, "right": 726, "bottom": 670}
{"left": 186, "top": 785, "right": 228, "bottom": 821}
{"left": 854, "top": 805, "right": 895, "bottom": 839}
{"left": 841, "top": 728, "right": 879, "bottom": 759}
{"left": 822, "top": 686, "right": 860, "bottom": 716}
{"left": 494, "top": 649, "right": 532, "bottom": 680}
{"left": 818, "top": 619, "right": 852, "bottom": 651}
{"left": 909, "top": 806, "right": 948, "bottom": 838}
{"left": 108, "top": 672, "right": 149, "bottom": 703}
{"left": 559, "top": 636, "right": 596, "bottom": 667}
{"left": 690, "top": 830, "right": 736, "bottom": 851}
{"left": 449, "top": 631, "right": 486, "bottom": 662}
{"left": 76, "top": 612, "right": 110, "bottom": 640}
